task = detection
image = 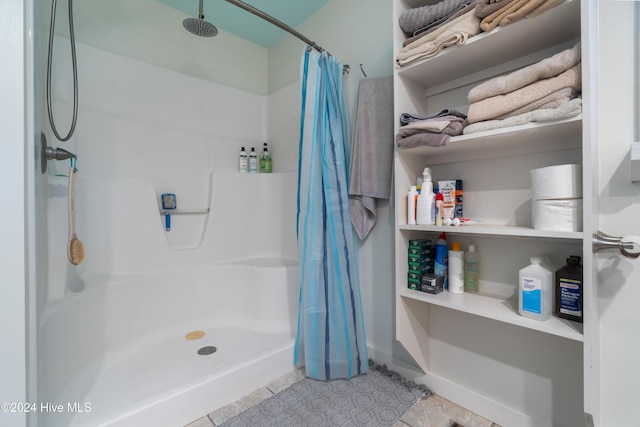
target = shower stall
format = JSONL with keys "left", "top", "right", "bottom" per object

{"left": 21, "top": 0, "right": 316, "bottom": 425}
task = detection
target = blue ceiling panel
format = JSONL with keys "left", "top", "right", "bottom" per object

{"left": 158, "top": 0, "right": 328, "bottom": 48}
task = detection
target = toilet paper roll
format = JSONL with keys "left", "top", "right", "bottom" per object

{"left": 532, "top": 199, "right": 583, "bottom": 232}
{"left": 530, "top": 164, "right": 582, "bottom": 200}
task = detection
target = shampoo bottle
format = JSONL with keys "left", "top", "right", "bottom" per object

{"left": 407, "top": 186, "right": 418, "bottom": 225}
{"left": 249, "top": 147, "right": 258, "bottom": 173}
{"left": 434, "top": 232, "right": 448, "bottom": 289}
{"left": 519, "top": 255, "right": 553, "bottom": 321}
{"left": 555, "top": 255, "right": 583, "bottom": 323}
{"left": 416, "top": 168, "right": 435, "bottom": 225}
{"left": 448, "top": 242, "right": 464, "bottom": 294}
{"left": 239, "top": 146, "right": 248, "bottom": 172}
{"left": 464, "top": 245, "right": 479, "bottom": 292}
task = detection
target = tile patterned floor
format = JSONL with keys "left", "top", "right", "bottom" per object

{"left": 184, "top": 369, "right": 500, "bottom": 427}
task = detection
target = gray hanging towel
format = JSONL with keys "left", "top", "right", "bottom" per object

{"left": 349, "top": 76, "right": 394, "bottom": 240}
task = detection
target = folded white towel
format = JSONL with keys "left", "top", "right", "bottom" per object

{"left": 468, "top": 42, "right": 581, "bottom": 103}
{"left": 467, "top": 64, "right": 581, "bottom": 123}
{"left": 480, "top": 0, "right": 566, "bottom": 32}
{"left": 396, "top": 11, "right": 481, "bottom": 67}
{"left": 463, "top": 98, "right": 582, "bottom": 134}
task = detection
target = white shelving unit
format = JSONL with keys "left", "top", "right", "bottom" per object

{"left": 393, "top": 1, "right": 588, "bottom": 426}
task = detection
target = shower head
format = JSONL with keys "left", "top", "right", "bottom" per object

{"left": 183, "top": 0, "right": 218, "bottom": 37}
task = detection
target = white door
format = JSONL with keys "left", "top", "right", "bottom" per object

{"left": 586, "top": 1, "right": 640, "bottom": 426}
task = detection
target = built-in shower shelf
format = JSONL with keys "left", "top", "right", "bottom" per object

{"left": 159, "top": 209, "right": 210, "bottom": 215}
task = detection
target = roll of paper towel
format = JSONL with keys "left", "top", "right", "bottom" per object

{"left": 533, "top": 199, "right": 583, "bottom": 232}
{"left": 530, "top": 164, "right": 582, "bottom": 200}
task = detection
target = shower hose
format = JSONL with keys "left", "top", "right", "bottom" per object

{"left": 46, "top": 0, "right": 78, "bottom": 142}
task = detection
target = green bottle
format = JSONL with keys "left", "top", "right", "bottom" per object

{"left": 260, "top": 142, "right": 272, "bottom": 173}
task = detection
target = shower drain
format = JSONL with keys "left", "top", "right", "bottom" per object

{"left": 197, "top": 346, "right": 217, "bottom": 355}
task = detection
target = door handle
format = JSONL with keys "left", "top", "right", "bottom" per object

{"left": 593, "top": 231, "right": 640, "bottom": 260}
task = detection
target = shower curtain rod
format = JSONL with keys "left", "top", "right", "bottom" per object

{"left": 224, "top": 0, "right": 349, "bottom": 73}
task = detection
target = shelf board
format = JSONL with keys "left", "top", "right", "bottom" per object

{"left": 397, "top": 0, "right": 580, "bottom": 88}
{"left": 159, "top": 209, "right": 209, "bottom": 215}
{"left": 399, "top": 288, "right": 584, "bottom": 342}
{"left": 399, "top": 223, "right": 583, "bottom": 241}
{"left": 397, "top": 116, "right": 582, "bottom": 164}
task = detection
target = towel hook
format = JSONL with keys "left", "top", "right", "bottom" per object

{"left": 359, "top": 64, "right": 367, "bottom": 77}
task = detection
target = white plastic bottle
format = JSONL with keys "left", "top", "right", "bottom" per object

{"left": 416, "top": 168, "right": 435, "bottom": 225}
{"left": 249, "top": 147, "right": 258, "bottom": 173}
{"left": 464, "top": 245, "right": 479, "bottom": 292}
{"left": 239, "top": 146, "right": 248, "bottom": 172}
{"left": 518, "top": 255, "right": 553, "bottom": 321}
{"left": 448, "top": 242, "right": 464, "bottom": 294}
{"left": 407, "top": 186, "right": 418, "bottom": 225}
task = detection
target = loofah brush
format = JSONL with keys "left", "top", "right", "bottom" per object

{"left": 67, "top": 166, "right": 85, "bottom": 265}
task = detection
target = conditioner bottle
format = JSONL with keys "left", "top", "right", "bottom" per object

{"left": 464, "top": 245, "right": 479, "bottom": 292}
{"left": 249, "top": 147, "right": 258, "bottom": 173}
{"left": 448, "top": 242, "right": 464, "bottom": 294}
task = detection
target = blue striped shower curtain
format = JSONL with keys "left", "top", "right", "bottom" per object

{"left": 294, "top": 47, "right": 369, "bottom": 380}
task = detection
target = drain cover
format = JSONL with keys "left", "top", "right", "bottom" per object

{"left": 197, "top": 346, "right": 217, "bottom": 355}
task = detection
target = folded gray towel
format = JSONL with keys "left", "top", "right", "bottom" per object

{"left": 396, "top": 120, "right": 466, "bottom": 148}
{"left": 400, "top": 108, "right": 467, "bottom": 125}
{"left": 399, "top": 0, "right": 472, "bottom": 35}
{"left": 349, "top": 76, "right": 394, "bottom": 240}
{"left": 404, "top": 1, "right": 477, "bottom": 47}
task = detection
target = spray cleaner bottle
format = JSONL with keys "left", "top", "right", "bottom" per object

{"left": 416, "top": 168, "right": 435, "bottom": 225}
{"left": 434, "top": 232, "right": 448, "bottom": 289}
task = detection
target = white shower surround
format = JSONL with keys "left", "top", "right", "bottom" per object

{"left": 39, "top": 41, "right": 301, "bottom": 426}
{"left": 38, "top": 262, "right": 299, "bottom": 427}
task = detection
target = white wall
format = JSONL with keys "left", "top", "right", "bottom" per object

{"left": 45, "top": 41, "right": 299, "bottom": 299}
{"left": 63, "top": 0, "right": 270, "bottom": 95}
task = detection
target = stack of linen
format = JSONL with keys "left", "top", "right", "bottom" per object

{"left": 397, "top": 1, "right": 480, "bottom": 68}
{"left": 464, "top": 42, "right": 583, "bottom": 135}
{"left": 475, "top": 0, "right": 566, "bottom": 32}
{"left": 396, "top": 109, "right": 468, "bottom": 148}
{"left": 396, "top": 0, "right": 567, "bottom": 68}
